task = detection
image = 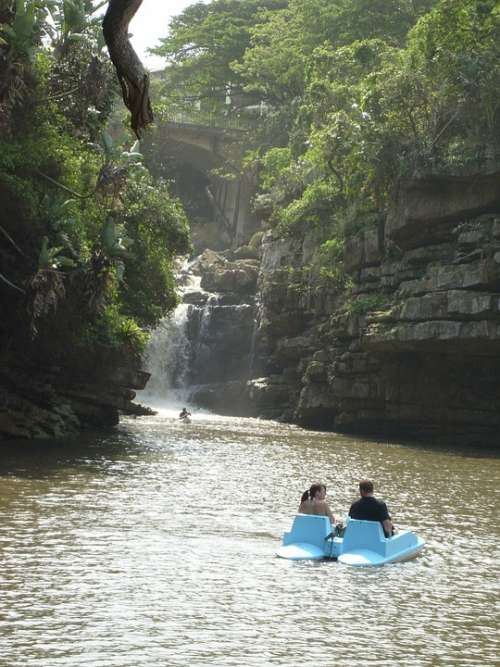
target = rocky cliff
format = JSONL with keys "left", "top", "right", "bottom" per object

{"left": 0, "top": 349, "right": 152, "bottom": 440}
{"left": 188, "top": 251, "right": 260, "bottom": 413}
{"left": 248, "top": 171, "right": 500, "bottom": 445}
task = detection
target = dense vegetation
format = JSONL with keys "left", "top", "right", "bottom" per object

{"left": 0, "top": 1, "right": 190, "bottom": 369}
{"left": 155, "top": 0, "right": 500, "bottom": 275}
{"left": 2, "top": 0, "right": 500, "bottom": 392}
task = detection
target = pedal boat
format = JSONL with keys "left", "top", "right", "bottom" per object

{"left": 276, "top": 514, "right": 425, "bottom": 567}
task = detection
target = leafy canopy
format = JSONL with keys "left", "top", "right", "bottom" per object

{"left": 0, "top": 0, "right": 191, "bottom": 358}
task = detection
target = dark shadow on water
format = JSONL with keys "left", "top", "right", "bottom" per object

{"left": 286, "top": 422, "right": 500, "bottom": 459}
{"left": 0, "top": 426, "right": 144, "bottom": 478}
{"left": 391, "top": 439, "right": 500, "bottom": 459}
{"left": 344, "top": 432, "right": 500, "bottom": 459}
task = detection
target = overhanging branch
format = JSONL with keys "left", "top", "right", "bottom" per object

{"left": 103, "top": 0, "right": 153, "bottom": 138}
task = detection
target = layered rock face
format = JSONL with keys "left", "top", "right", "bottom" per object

{"left": 0, "top": 353, "right": 152, "bottom": 440}
{"left": 251, "top": 172, "right": 500, "bottom": 445}
{"left": 248, "top": 230, "right": 338, "bottom": 421}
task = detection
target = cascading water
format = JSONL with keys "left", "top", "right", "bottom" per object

{"left": 139, "top": 303, "right": 192, "bottom": 409}
{"left": 140, "top": 249, "right": 260, "bottom": 416}
{"left": 141, "top": 260, "right": 201, "bottom": 406}
{"left": 189, "top": 295, "right": 218, "bottom": 382}
{"left": 247, "top": 307, "right": 260, "bottom": 381}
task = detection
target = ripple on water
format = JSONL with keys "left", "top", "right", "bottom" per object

{"left": 0, "top": 415, "right": 498, "bottom": 667}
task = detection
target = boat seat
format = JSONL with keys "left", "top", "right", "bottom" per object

{"left": 282, "top": 514, "right": 332, "bottom": 549}
{"left": 342, "top": 519, "right": 386, "bottom": 554}
{"left": 340, "top": 519, "right": 420, "bottom": 565}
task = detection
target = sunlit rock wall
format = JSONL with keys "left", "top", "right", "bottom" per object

{"left": 249, "top": 229, "right": 339, "bottom": 422}
{"left": 251, "top": 172, "right": 500, "bottom": 445}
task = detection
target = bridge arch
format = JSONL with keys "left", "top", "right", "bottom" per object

{"left": 153, "top": 118, "right": 259, "bottom": 248}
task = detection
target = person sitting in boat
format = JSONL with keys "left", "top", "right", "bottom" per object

{"left": 348, "top": 479, "right": 394, "bottom": 537}
{"left": 179, "top": 407, "right": 191, "bottom": 420}
{"left": 298, "top": 483, "right": 335, "bottom": 525}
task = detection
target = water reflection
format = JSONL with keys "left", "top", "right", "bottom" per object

{"left": 0, "top": 415, "right": 498, "bottom": 666}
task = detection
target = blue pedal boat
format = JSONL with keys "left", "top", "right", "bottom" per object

{"left": 276, "top": 514, "right": 342, "bottom": 561}
{"left": 276, "top": 514, "right": 425, "bottom": 566}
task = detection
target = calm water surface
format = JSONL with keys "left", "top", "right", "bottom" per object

{"left": 0, "top": 412, "right": 499, "bottom": 667}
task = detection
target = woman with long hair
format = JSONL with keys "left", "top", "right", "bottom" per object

{"left": 298, "top": 483, "right": 335, "bottom": 525}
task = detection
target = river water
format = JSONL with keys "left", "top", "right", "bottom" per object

{"left": 0, "top": 411, "right": 499, "bottom": 667}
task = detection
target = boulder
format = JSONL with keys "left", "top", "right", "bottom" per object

{"left": 182, "top": 290, "right": 209, "bottom": 306}
{"left": 189, "top": 381, "right": 252, "bottom": 416}
{"left": 196, "top": 250, "right": 259, "bottom": 293}
{"left": 247, "top": 376, "right": 295, "bottom": 410}
{"left": 295, "top": 384, "right": 335, "bottom": 429}
{"left": 233, "top": 244, "right": 260, "bottom": 260}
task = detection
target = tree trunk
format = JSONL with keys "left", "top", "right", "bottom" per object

{"left": 102, "top": 0, "right": 153, "bottom": 138}
{"left": 0, "top": 2, "right": 15, "bottom": 104}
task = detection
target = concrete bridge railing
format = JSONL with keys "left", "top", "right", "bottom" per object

{"left": 164, "top": 109, "right": 257, "bottom": 132}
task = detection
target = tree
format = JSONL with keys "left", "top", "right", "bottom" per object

{"left": 235, "top": 0, "right": 439, "bottom": 107}
{"left": 0, "top": 0, "right": 190, "bottom": 351}
{"left": 152, "top": 0, "right": 286, "bottom": 114}
{"left": 102, "top": 0, "right": 153, "bottom": 137}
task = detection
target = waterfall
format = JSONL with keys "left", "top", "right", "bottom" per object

{"left": 188, "top": 294, "right": 219, "bottom": 385}
{"left": 139, "top": 249, "right": 260, "bottom": 416}
{"left": 139, "top": 303, "right": 192, "bottom": 408}
{"left": 247, "top": 301, "right": 260, "bottom": 381}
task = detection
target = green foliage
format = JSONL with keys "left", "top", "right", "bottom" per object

{"left": 317, "top": 238, "right": 347, "bottom": 286}
{"left": 117, "top": 317, "right": 149, "bottom": 354}
{"left": 37, "top": 235, "right": 77, "bottom": 269}
{"left": 81, "top": 305, "right": 149, "bottom": 358}
{"left": 258, "top": 147, "right": 292, "bottom": 191}
{"left": 0, "top": 0, "right": 39, "bottom": 61}
{"left": 119, "top": 175, "right": 191, "bottom": 327}
{"left": 1, "top": 2, "right": 192, "bottom": 362}
{"left": 233, "top": 6, "right": 304, "bottom": 105}
{"left": 399, "top": 0, "right": 500, "bottom": 170}
{"left": 232, "top": 0, "right": 499, "bottom": 248}
{"left": 156, "top": 0, "right": 443, "bottom": 246}
{"left": 169, "top": 0, "right": 500, "bottom": 257}
{"left": 344, "top": 293, "right": 387, "bottom": 315}
{"left": 152, "top": 0, "right": 287, "bottom": 114}
{"left": 47, "top": 0, "right": 91, "bottom": 49}
{"left": 234, "top": 0, "right": 435, "bottom": 108}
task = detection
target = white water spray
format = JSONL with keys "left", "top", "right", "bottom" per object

{"left": 137, "top": 252, "right": 259, "bottom": 417}
{"left": 139, "top": 303, "right": 192, "bottom": 410}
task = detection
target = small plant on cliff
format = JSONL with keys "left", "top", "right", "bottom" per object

{"left": 318, "top": 237, "right": 346, "bottom": 285}
{"left": 344, "top": 293, "right": 387, "bottom": 316}
{"left": 117, "top": 317, "right": 149, "bottom": 356}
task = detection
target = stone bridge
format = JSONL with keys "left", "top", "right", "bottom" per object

{"left": 154, "top": 113, "right": 259, "bottom": 248}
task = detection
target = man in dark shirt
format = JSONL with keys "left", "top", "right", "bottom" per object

{"left": 348, "top": 479, "right": 394, "bottom": 537}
